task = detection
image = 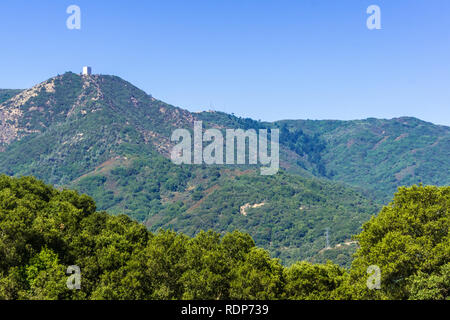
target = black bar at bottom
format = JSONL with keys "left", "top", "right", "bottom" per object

{"left": 0, "top": 300, "right": 446, "bottom": 319}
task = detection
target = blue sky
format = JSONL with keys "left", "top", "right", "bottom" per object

{"left": 0, "top": 0, "right": 449, "bottom": 125}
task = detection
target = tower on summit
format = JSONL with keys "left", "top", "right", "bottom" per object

{"left": 82, "top": 66, "right": 92, "bottom": 76}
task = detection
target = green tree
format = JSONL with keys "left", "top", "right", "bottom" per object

{"left": 284, "top": 261, "right": 350, "bottom": 300}
{"left": 408, "top": 262, "right": 449, "bottom": 300}
{"left": 349, "top": 185, "right": 449, "bottom": 299}
{"left": 229, "top": 247, "right": 285, "bottom": 299}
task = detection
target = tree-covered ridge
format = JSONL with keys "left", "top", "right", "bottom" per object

{"left": 278, "top": 118, "right": 450, "bottom": 201}
{"left": 0, "top": 176, "right": 448, "bottom": 300}
{"left": 194, "top": 111, "right": 327, "bottom": 177}
{"left": 195, "top": 111, "right": 450, "bottom": 199}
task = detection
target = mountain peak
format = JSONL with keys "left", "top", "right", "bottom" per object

{"left": 0, "top": 72, "right": 195, "bottom": 150}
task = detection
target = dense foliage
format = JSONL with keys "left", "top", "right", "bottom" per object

{"left": 0, "top": 176, "right": 448, "bottom": 300}
{"left": 279, "top": 124, "right": 327, "bottom": 176}
{"left": 145, "top": 170, "right": 378, "bottom": 266}
{"left": 349, "top": 185, "right": 450, "bottom": 299}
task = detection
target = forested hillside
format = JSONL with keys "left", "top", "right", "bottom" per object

{"left": 0, "top": 176, "right": 448, "bottom": 300}
{"left": 144, "top": 169, "right": 378, "bottom": 265}
{"left": 195, "top": 111, "right": 450, "bottom": 202}
{"left": 70, "top": 150, "right": 378, "bottom": 265}
{"left": 278, "top": 118, "right": 450, "bottom": 201}
{"left": 0, "top": 72, "right": 449, "bottom": 267}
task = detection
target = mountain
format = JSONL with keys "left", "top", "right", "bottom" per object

{"left": 0, "top": 72, "right": 197, "bottom": 180}
{"left": 0, "top": 72, "right": 448, "bottom": 265}
{"left": 277, "top": 118, "right": 450, "bottom": 201}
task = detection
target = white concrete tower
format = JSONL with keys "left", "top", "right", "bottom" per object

{"left": 82, "top": 66, "right": 92, "bottom": 76}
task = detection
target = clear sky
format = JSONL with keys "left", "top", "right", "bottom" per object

{"left": 0, "top": 0, "right": 449, "bottom": 125}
